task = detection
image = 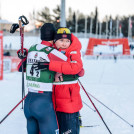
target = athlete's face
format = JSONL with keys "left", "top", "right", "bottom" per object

{"left": 55, "top": 38, "right": 71, "bottom": 49}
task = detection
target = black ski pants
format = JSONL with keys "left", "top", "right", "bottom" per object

{"left": 24, "top": 92, "right": 59, "bottom": 134}
{"left": 56, "top": 112, "right": 80, "bottom": 134}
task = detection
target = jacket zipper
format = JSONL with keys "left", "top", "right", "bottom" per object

{"left": 53, "top": 85, "right": 57, "bottom": 111}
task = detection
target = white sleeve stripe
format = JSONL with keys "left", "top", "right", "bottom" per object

{"left": 51, "top": 49, "right": 67, "bottom": 61}
{"left": 70, "top": 61, "right": 77, "bottom": 63}
{"left": 70, "top": 51, "right": 77, "bottom": 54}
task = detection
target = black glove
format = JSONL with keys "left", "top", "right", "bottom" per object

{"left": 32, "top": 62, "right": 49, "bottom": 70}
{"left": 17, "top": 48, "right": 28, "bottom": 59}
{"left": 10, "top": 23, "right": 19, "bottom": 33}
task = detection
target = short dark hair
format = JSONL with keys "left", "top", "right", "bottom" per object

{"left": 40, "top": 23, "right": 56, "bottom": 41}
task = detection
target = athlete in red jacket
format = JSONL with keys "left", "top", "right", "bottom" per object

{"left": 49, "top": 27, "right": 84, "bottom": 134}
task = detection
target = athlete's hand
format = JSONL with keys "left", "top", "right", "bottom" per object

{"left": 32, "top": 62, "right": 49, "bottom": 70}
{"left": 77, "top": 68, "right": 85, "bottom": 77}
{"left": 17, "top": 48, "right": 28, "bottom": 59}
{"left": 55, "top": 72, "right": 63, "bottom": 82}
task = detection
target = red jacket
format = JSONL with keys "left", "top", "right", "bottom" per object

{"left": 50, "top": 34, "right": 83, "bottom": 113}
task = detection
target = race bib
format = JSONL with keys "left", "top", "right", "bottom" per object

{"left": 27, "top": 64, "right": 40, "bottom": 78}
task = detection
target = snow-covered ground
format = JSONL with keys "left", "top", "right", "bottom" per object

{"left": 0, "top": 58, "right": 134, "bottom": 134}
{"left": 1, "top": 37, "right": 134, "bottom": 134}
{"left": 80, "top": 59, "right": 134, "bottom": 134}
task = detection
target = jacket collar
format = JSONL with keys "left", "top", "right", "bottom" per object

{"left": 41, "top": 40, "right": 52, "bottom": 47}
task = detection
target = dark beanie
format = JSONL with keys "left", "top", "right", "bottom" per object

{"left": 40, "top": 23, "right": 56, "bottom": 41}
{"left": 54, "top": 27, "right": 71, "bottom": 43}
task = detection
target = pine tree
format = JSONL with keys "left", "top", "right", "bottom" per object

{"left": 37, "top": 7, "right": 53, "bottom": 23}
{"left": 92, "top": 7, "right": 98, "bottom": 34}
{"left": 52, "top": 5, "right": 60, "bottom": 28}
{"left": 77, "top": 13, "right": 85, "bottom": 32}
{"left": 66, "top": 7, "right": 74, "bottom": 31}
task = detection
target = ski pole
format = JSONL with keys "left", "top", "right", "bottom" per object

{"left": 86, "top": 91, "right": 133, "bottom": 127}
{"left": 78, "top": 79, "right": 112, "bottom": 134}
{"left": 10, "top": 15, "right": 29, "bottom": 109}
{"left": 82, "top": 101, "right": 96, "bottom": 112}
{"left": 18, "top": 15, "right": 29, "bottom": 109}
{"left": 0, "top": 95, "right": 27, "bottom": 124}
{"left": 19, "top": 16, "right": 25, "bottom": 109}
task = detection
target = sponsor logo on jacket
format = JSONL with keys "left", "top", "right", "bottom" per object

{"left": 34, "top": 53, "right": 38, "bottom": 58}
{"left": 28, "top": 58, "right": 47, "bottom": 63}
{"left": 27, "top": 83, "right": 40, "bottom": 88}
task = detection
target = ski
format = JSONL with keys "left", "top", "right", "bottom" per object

{"left": 80, "top": 125, "right": 99, "bottom": 128}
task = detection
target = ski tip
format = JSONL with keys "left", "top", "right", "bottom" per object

{"left": 80, "top": 125, "right": 99, "bottom": 128}
{"left": 131, "top": 125, "right": 133, "bottom": 127}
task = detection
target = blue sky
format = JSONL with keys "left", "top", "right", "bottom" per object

{"left": 0, "top": 0, "right": 134, "bottom": 23}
